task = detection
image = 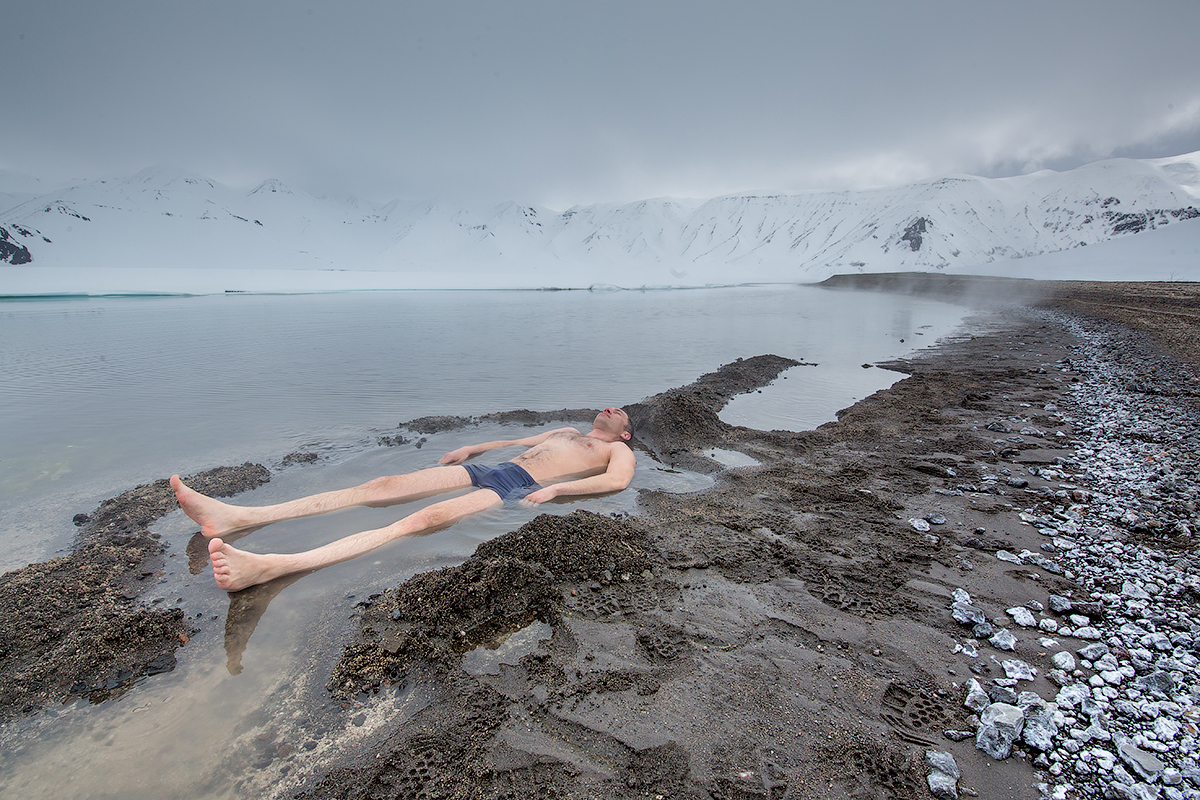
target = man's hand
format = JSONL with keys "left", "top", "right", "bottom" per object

{"left": 519, "top": 486, "right": 560, "bottom": 507}
{"left": 439, "top": 447, "right": 473, "bottom": 465}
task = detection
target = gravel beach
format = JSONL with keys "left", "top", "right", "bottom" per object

{"left": 2, "top": 276, "right": 1198, "bottom": 800}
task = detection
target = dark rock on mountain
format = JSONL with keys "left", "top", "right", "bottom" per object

{"left": 0, "top": 226, "right": 32, "bottom": 264}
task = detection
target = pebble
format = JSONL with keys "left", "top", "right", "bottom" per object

{"left": 1002, "top": 659, "right": 1036, "bottom": 681}
{"left": 926, "top": 750, "right": 961, "bottom": 800}
{"left": 977, "top": 702, "right": 1026, "bottom": 759}
{"left": 952, "top": 601, "right": 988, "bottom": 627}
{"left": 1009, "top": 606, "right": 1038, "bottom": 627}
{"left": 950, "top": 313, "right": 1200, "bottom": 800}
{"left": 1052, "top": 651, "right": 1078, "bottom": 671}
{"left": 990, "top": 629, "right": 1018, "bottom": 651}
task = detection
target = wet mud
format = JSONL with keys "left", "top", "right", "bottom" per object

{"left": 302, "top": 280, "right": 1200, "bottom": 800}
{"left": 0, "top": 463, "right": 269, "bottom": 720}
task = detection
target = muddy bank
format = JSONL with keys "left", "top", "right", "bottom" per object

{"left": 0, "top": 463, "right": 270, "bottom": 720}
{"left": 298, "top": 315, "right": 1068, "bottom": 798}
{"left": 301, "top": 279, "right": 1199, "bottom": 800}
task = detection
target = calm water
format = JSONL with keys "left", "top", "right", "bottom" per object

{"left": 0, "top": 286, "right": 972, "bottom": 799}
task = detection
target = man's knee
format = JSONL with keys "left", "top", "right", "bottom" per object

{"left": 359, "top": 474, "right": 409, "bottom": 505}
{"left": 406, "top": 503, "right": 455, "bottom": 533}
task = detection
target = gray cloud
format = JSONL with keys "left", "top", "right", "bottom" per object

{"left": 3, "top": 0, "right": 1198, "bottom": 207}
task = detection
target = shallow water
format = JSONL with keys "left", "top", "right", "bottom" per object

{"left": 0, "top": 286, "right": 966, "bottom": 569}
{"left": 0, "top": 285, "right": 973, "bottom": 798}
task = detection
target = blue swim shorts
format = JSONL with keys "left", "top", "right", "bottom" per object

{"left": 463, "top": 462, "right": 540, "bottom": 505}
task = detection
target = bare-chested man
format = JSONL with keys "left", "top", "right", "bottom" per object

{"left": 171, "top": 407, "right": 635, "bottom": 592}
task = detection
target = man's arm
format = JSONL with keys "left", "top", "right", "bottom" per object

{"left": 521, "top": 443, "right": 636, "bottom": 505}
{"left": 439, "top": 427, "right": 577, "bottom": 465}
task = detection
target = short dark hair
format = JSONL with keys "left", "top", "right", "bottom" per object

{"left": 618, "top": 408, "right": 634, "bottom": 440}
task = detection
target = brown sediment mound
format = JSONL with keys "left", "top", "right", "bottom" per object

{"left": 401, "top": 409, "right": 604, "bottom": 434}
{"left": 329, "top": 510, "right": 651, "bottom": 698}
{"left": 0, "top": 462, "right": 270, "bottom": 720}
{"left": 625, "top": 354, "right": 801, "bottom": 459}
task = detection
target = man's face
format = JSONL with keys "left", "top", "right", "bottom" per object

{"left": 594, "top": 407, "right": 631, "bottom": 440}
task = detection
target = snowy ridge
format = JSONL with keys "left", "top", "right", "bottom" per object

{"left": 2, "top": 153, "right": 1199, "bottom": 293}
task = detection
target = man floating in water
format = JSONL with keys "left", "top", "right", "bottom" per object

{"left": 171, "top": 408, "right": 635, "bottom": 591}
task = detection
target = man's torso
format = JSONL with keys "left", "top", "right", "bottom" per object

{"left": 507, "top": 429, "right": 616, "bottom": 483}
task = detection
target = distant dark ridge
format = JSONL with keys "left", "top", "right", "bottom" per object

{"left": 817, "top": 272, "right": 1050, "bottom": 306}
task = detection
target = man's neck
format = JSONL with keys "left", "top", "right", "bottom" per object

{"left": 586, "top": 428, "right": 622, "bottom": 443}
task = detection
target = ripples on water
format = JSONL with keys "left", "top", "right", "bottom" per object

{"left": 1, "top": 286, "right": 969, "bottom": 568}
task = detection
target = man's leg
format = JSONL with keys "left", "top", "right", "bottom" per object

{"left": 207, "top": 488, "right": 503, "bottom": 591}
{"left": 172, "top": 466, "right": 473, "bottom": 539}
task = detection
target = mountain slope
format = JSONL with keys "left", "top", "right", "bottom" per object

{"left": 2, "top": 153, "right": 1198, "bottom": 291}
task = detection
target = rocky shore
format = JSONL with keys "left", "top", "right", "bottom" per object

{"left": 945, "top": 304, "right": 1200, "bottom": 800}
{"left": 2, "top": 277, "right": 1197, "bottom": 800}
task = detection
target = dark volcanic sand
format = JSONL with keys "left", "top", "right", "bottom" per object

{"left": 2, "top": 276, "right": 1198, "bottom": 800}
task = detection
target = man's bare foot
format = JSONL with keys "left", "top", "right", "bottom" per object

{"left": 172, "top": 475, "right": 251, "bottom": 538}
{"left": 208, "top": 538, "right": 288, "bottom": 592}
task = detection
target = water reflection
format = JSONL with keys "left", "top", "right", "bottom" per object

{"left": 221, "top": 573, "right": 309, "bottom": 676}
{"left": 460, "top": 621, "right": 554, "bottom": 676}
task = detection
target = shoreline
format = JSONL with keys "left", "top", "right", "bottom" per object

{"left": 1, "top": 276, "right": 1198, "bottom": 800}
{"left": 304, "top": 281, "right": 1200, "bottom": 800}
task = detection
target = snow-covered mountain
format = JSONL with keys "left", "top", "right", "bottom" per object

{"left": 2, "top": 153, "right": 1198, "bottom": 293}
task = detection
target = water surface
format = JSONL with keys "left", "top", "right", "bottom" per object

{"left": 0, "top": 285, "right": 973, "bottom": 799}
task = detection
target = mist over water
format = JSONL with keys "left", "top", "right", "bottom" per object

{"left": 0, "top": 285, "right": 974, "bottom": 800}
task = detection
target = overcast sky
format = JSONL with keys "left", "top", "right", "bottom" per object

{"left": 4, "top": 1, "right": 1198, "bottom": 209}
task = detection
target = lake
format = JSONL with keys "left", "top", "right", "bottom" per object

{"left": 0, "top": 285, "right": 972, "bottom": 798}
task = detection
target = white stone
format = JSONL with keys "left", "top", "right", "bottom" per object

{"left": 990, "top": 629, "right": 1019, "bottom": 651}
{"left": 1056, "top": 684, "right": 1090, "bottom": 709}
{"left": 1008, "top": 606, "right": 1038, "bottom": 627}
{"left": 1122, "top": 581, "right": 1153, "bottom": 601}
{"left": 1002, "top": 659, "right": 1036, "bottom": 680}
{"left": 927, "top": 771, "right": 958, "bottom": 800}
{"left": 976, "top": 703, "right": 1025, "bottom": 760}
{"left": 1052, "top": 651, "right": 1077, "bottom": 671}
{"left": 926, "top": 750, "right": 961, "bottom": 779}
{"left": 1154, "top": 718, "right": 1181, "bottom": 742}
{"left": 965, "top": 679, "right": 990, "bottom": 713}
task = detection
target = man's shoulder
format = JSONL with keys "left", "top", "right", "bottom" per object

{"left": 608, "top": 439, "right": 634, "bottom": 457}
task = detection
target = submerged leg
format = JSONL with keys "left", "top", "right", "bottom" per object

{"left": 207, "top": 488, "right": 503, "bottom": 591}
{"left": 172, "top": 466, "right": 473, "bottom": 538}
